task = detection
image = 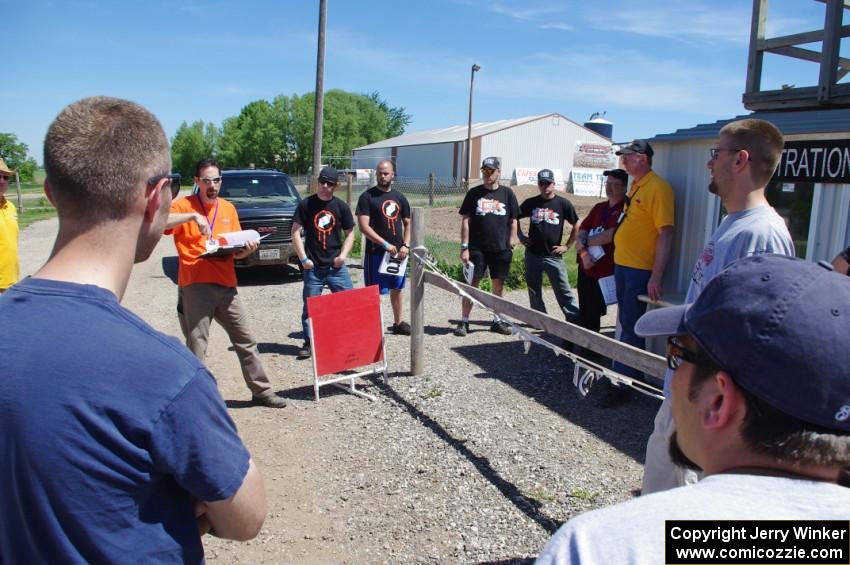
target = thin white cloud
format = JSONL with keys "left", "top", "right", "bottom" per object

{"left": 539, "top": 22, "right": 574, "bottom": 31}
{"left": 582, "top": 3, "right": 752, "bottom": 44}
{"left": 487, "top": 2, "right": 565, "bottom": 21}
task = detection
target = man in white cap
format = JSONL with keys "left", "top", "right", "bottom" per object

{"left": 0, "top": 158, "right": 19, "bottom": 292}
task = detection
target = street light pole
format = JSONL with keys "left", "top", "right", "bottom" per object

{"left": 465, "top": 63, "right": 480, "bottom": 190}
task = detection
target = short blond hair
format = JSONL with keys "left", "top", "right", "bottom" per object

{"left": 719, "top": 119, "right": 784, "bottom": 186}
{"left": 44, "top": 96, "right": 170, "bottom": 223}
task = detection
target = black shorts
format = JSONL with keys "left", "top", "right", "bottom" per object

{"left": 468, "top": 248, "right": 513, "bottom": 280}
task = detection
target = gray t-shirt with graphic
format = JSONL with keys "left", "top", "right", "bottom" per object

{"left": 663, "top": 205, "right": 794, "bottom": 393}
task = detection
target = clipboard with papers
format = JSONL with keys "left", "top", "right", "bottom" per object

{"left": 199, "top": 230, "right": 269, "bottom": 258}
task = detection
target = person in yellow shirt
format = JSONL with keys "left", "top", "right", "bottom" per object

{"left": 0, "top": 158, "right": 19, "bottom": 292}
{"left": 610, "top": 140, "right": 674, "bottom": 392}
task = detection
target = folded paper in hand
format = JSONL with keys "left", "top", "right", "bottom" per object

{"left": 378, "top": 251, "right": 408, "bottom": 277}
{"left": 200, "top": 230, "right": 265, "bottom": 258}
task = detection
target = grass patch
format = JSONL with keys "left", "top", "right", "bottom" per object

{"left": 423, "top": 234, "right": 578, "bottom": 291}
{"left": 568, "top": 488, "right": 598, "bottom": 501}
{"left": 528, "top": 488, "right": 556, "bottom": 504}
{"left": 19, "top": 206, "right": 57, "bottom": 228}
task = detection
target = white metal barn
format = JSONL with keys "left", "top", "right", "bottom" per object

{"left": 351, "top": 113, "right": 612, "bottom": 182}
{"left": 649, "top": 107, "right": 850, "bottom": 300}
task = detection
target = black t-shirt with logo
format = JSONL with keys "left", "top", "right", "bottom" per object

{"left": 294, "top": 195, "right": 355, "bottom": 267}
{"left": 459, "top": 184, "right": 519, "bottom": 253}
{"left": 355, "top": 186, "right": 411, "bottom": 255}
{"left": 519, "top": 195, "right": 578, "bottom": 257}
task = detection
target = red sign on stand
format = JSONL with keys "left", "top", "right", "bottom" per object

{"left": 307, "top": 285, "right": 387, "bottom": 400}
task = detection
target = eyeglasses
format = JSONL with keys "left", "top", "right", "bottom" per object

{"left": 198, "top": 176, "right": 222, "bottom": 185}
{"left": 709, "top": 148, "right": 744, "bottom": 161}
{"left": 147, "top": 173, "right": 182, "bottom": 197}
{"left": 666, "top": 336, "right": 716, "bottom": 371}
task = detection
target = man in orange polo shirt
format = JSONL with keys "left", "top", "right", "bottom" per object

{"left": 166, "top": 157, "right": 285, "bottom": 408}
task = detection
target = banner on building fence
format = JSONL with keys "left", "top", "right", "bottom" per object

{"left": 775, "top": 139, "right": 850, "bottom": 184}
{"left": 569, "top": 168, "right": 606, "bottom": 197}
{"left": 512, "top": 167, "right": 566, "bottom": 190}
{"left": 573, "top": 142, "right": 616, "bottom": 169}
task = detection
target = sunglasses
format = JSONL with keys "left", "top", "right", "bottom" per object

{"left": 481, "top": 168, "right": 498, "bottom": 174}
{"left": 318, "top": 180, "right": 338, "bottom": 187}
{"left": 147, "top": 173, "right": 182, "bottom": 197}
{"left": 709, "top": 148, "right": 744, "bottom": 161}
{"left": 198, "top": 176, "right": 222, "bottom": 185}
{"left": 666, "top": 336, "right": 716, "bottom": 371}
{"left": 538, "top": 180, "right": 553, "bottom": 186}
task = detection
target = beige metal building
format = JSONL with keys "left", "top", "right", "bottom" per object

{"left": 351, "top": 113, "right": 612, "bottom": 181}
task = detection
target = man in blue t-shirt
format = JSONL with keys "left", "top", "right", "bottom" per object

{"left": 292, "top": 166, "right": 356, "bottom": 358}
{"left": 0, "top": 97, "right": 266, "bottom": 563}
{"left": 518, "top": 168, "right": 580, "bottom": 325}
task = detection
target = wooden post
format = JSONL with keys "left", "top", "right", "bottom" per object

{"left": 346, "top": 173, "right": 353, "bottom": 208}
{"left": 15, "top": 172, "right": 22, "bottom": 212}
{"left": 410, "top": 207, "right": 425, "bottom": 375}
{"left": 428, "top": 172, "right": 435, "bottom": 206}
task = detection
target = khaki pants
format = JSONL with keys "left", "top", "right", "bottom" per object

{"left": 641, "top": 397, "right": 700, "bottom": 495}
{"left": 181, "top": 283, "right": 272, "bottom": 398}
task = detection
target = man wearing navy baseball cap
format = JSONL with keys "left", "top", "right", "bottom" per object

{"left": 535, "top": 254, "right": 850, "bottom": 565}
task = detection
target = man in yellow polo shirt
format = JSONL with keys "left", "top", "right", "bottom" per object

{"left": 0, "top": 159, "right": 19, "bottom": 293}
{"left": 609, "top": 140, "right": 674, "bottom": 397}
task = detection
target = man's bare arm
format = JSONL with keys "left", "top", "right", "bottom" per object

{"left": 201, "top": 458, "right": 266, "bottom": 541}
{"left": 165, "top": 213, "right": 210, "bottom": 236}
{"left": 647, "top": 226, "right": 674, "bottom": 301}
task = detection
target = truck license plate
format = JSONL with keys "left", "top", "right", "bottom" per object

{"left": 259, "top": 249, "right": 280, "bottom": 261}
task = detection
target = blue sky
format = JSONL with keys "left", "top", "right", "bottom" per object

{"left": 3, "top": 0, "right": 831, "bottom": 165}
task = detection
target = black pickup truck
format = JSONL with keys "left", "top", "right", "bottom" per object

{"left": 219, "top": 168, "right": 301, "bottom": 268}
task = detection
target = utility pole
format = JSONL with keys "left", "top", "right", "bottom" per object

{"left": 311, "top": 0, "right": 327, "bottom": 193}
{"left": 465, "top": 63, "right": 480, "bottom": 190}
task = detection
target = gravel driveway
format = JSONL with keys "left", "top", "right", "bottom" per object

{"left": 18, "top": 215, "right": 659, "bottom": 564}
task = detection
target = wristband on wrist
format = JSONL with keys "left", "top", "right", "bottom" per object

{"left": 579, "top": 250, "right": 589, "bottom": 258}
{"left": 400, "top": 243, "right": 409, "bottom": 249}
{"left": 461, "top": 243, "right": 469, "bottom": 250}
{"left": 382, "top": 241, "right": 391, "bottom": 250}
{"left": 300, "top": 256, "right": 310, "bottom": 264}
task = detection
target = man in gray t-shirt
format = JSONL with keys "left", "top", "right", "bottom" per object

{"left": 642, "top": 119, "right": 795, "bottom": 495}
{"left": 536, "top": 255, "right": 850, "bottom": 565}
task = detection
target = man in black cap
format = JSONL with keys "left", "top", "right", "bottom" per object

{"left": 518, "top": 168, "right": 580, "bottom": 324}
{"left": 292, "top": 166, "right": 355, "bottom": 358}
{"left": 611, "top": 139, "right": 674, "bottom": 382}
{"left": 454, "top": 156, "right": 519, "bottom": 336}
{"left": 536, "top": 254, "right": 850, "bottom": 564}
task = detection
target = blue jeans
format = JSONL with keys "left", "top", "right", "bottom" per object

{"left": 524, "top": 252, "right": 580, "bottom": 322}
{"left": 612, "top": 265, "right": 651, "bottom": 379}
{"left": 301, "top": 264, "right": 353, "bottom": 339}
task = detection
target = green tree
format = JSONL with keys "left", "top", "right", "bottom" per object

{"left": 171, "top": 121, "right": 219, "bottom": 179}
{"left": 213, "top": 89, "right": 411, "bottom": 174}
{"left": 0, "top": 133, "right": 38, "bottom": 181}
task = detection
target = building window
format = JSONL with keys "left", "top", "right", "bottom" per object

{"left": 766, "top": 180, "right": 814, "bottom": 258}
